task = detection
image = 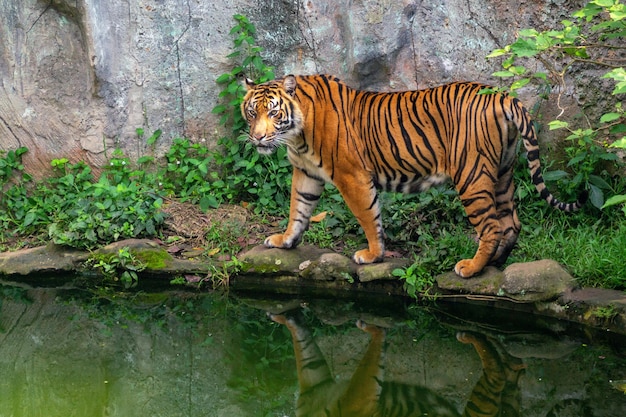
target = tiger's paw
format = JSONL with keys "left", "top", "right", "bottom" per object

{"left": 352, "top": 249, "right": 384, "bottom": 264}
{"left": 454, "top": 259, "right": 482, "bottom": 278}
{"left": 264, "top": 234, "right": 295, "bottom": 249}
{"left": 456, "top": 331, "right": 480, "bottom": 344}
{"left": 267, "top": 313, "right": 287, "bottom": 325}
{"left": 356, "top": 320, "right": 385, "bottom": 337}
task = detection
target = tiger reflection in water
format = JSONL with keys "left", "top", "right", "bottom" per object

{"left": 269, "top": 312, "right": 525, "bottom": 417}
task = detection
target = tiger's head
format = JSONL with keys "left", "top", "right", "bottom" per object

{"left": 241, "top": 75, "right": 303, "bottom": 155}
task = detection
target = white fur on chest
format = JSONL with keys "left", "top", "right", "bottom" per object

{"left": 287, "top": 149, "right": 333, "bottom": 183}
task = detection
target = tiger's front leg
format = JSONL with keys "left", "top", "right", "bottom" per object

{"left": 334, "top": 174, "right": 385, "bottom": 264}
{"left": 264, "top": 167, "right": 324, "bottom": 250}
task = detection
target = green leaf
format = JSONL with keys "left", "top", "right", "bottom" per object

{"left": 602, "top": 67, "right": 626, "bottom": 80}
{"left": 588, "top": 174, "right": 612, "bottom": 190}
{"left": 594, "top": 0, "right": 616, "bottom": 7}
{"left": 502, "top": 55, "right": 516, "bottom": 69}
{"left": 492, "top": 71, "right": 514, "bottom": 78}
{"left": 200, "top": 195, "right": 219, "bottom": 211}
{"left": 215, "top": 74, "right": 232, "bottom": 84}
{"left": 609, "top": 137, "right": 626, "bottom": 148}
{"left": 511, "top": 78, "right": 531, "bottom": 90}
{"left": 548, "top": 120, "right": 569, "bottom": 130}
{"left": 211, "top": 104, "right": 227, "bottom": 115}
{"left": 486, "top": 48, "right": 508, "bottom": 58}
{"left": 567, "top": 153, "right": 587, "bottom": 167}
{"left": 23, "top": 211, "right": 36, "bottom": 227}
{"left": 602, "top": 194, "right": 626, "bottom": 209}
{"left": 589, "top": 184, "right": 605, "bottom": 209}
{"left": 610, "top": 123, "right": 626, "bottom": 134}
{"left": 137, "top": 156, "right": 154, "bottom": 165}
{"left": 510, "top": 38, "right": 538, "bottom": 57}
{"left": 509, "top": 66, "right": 527, "bottom": 76}
{"left": 215, "top": 73, "right": 232, "bottom": 84}
{"left": 147, "top": 129, "right": 162, "bottom": 146}
{"left": 598, "top": 152, "right": 619, "bottom": 161}
{"left": 198, "top": 161, "right": 209, "bottom": 176}
{"left": 612, "top": 82, "right": 626, "bottom": 95}
{"left": 542, "top": 170, "right": 569, "bottom": 182}
{"left": 600, "top": 112, "right": 621, "bottom": 123}
{"left": 518, "top": 28, "right": 539, "bottom": 37}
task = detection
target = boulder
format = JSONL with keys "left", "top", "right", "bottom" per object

{"left": 502, "top": 260, "right": 576, "bottom": 302}
{"left": 239, "top": 244, "right": 333, "bottom": 275}
{"left": 436, "top": 260, "right": 576, "bottom": 302}
{"left": 0, "top": 244, "right": 88, "bottom": 276}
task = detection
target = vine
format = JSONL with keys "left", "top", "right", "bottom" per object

{"left": 211, "top": 14, "right": 292, "bottom": 215}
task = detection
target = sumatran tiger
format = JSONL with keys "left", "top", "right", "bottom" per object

{"left": 241, "top": 74, "right": 586, "bottom": 278}
{"left": 269, "top": 311, "right": 526, "bottom": 417}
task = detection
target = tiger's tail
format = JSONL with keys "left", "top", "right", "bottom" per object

{"left": 508, "top": 97, "right": 588, "bottom": 212}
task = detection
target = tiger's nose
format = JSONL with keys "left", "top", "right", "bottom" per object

{"left": 252, "top": 133, "right": 266, "bottom": 141}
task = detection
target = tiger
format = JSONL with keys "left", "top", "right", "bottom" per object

{"left": 269, "top": 311, "right": 526, "bottom": 417}
{"left": 241, "top": 74, "right": 587, "bottom": 278}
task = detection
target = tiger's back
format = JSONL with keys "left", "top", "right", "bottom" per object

{"left": 242, "top": 75, "right": 585, "bottom": 278}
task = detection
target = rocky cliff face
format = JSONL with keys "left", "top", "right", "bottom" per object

{"left": 1, "top": 0, "right": 588, "bottom": 176}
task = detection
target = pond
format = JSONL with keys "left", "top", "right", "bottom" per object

{"left": 1, "top": 282, "right": 625, "bottom": 416}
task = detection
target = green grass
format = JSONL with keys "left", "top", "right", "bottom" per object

{"left": 512, "top": 213, "right": 626, "bottom": 289}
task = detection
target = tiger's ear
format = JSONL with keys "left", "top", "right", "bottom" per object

{"left": 242, "top": 76, "right": 255, "bottom": 90}
{"left": 283, "top": 75, "right": 297, "bottom": 96}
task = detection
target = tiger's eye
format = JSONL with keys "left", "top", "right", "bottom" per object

{"left": 268, "top": 109, "right": 279, "bottom": 118}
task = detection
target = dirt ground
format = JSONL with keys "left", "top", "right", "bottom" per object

{"left": 158, "top": 201, "right": 278, "bottom": 260}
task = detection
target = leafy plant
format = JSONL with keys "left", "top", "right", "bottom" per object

{"left": 393, "top": 262, "right": 435, "bottom": 299}
{"left": 546, "top": 115, "right": 622, "bottom": 207}
{"left": 602, "top": 135, "right": 626, "bottom": 213}
{"left": 0, "top": 147, "right": 35, "bottom": 239}
{"left": 212, "top": 14, "right": 276, "bottom": 133}
{"left": 47, "top": 155, "right": 165, "bottom": 250}
{"left": 209, "top": 256, "right": 244, "bottom": 289}
{"left": 0, "top": 147, "right": 30, "bottom": 188}
{"left": 87, "top": 247, "right": 146, "bottom": 289}
{"left": 486, "top": 0, "right": 626, "bottom": 208}
{"left": 161, "top": 138, "right": 218, "bottom": 209}
{"left": 591, "top": 304, "right": 618, "bottom": 320}
{"left": 211, "top": 14, "right": 291, "bottom": 216}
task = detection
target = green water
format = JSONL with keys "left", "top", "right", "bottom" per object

{"left": 0, "top": 283, "right": 625, "bottom": 416}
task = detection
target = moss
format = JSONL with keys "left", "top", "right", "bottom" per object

{"left": 246, "top": 263, "right": 282, "bottom": 274}
{"left": 134, "top": 248, "right": 172, "bottom": 270}
{"left": 88, "top": 252, "right": 116, "bottom": 264}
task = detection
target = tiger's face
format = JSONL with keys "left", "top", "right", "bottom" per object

{"left": 241, "top": 76, "right": 303, "bottom": 155}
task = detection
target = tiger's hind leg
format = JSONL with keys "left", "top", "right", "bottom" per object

{"left": 454, "top": 178, "right": 501, "bottom": 278}
{"left": 490, "top": 167, "right": 521, "bottom": 267}
{"left": 457, "top": 331, "right": 526, "bottom": 416}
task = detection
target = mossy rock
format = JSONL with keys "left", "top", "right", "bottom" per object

{"left": 239, "top": 245, "right": 334, "bottom": 275}
{"left": 94, "top": 239, "right": 172, "bottom": 269}
{"left": 435, "top": 260, "right": 576, "bottom": 302}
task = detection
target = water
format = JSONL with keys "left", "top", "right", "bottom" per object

{"left": 1, "top": 283, "right": 625, "bottom": 416}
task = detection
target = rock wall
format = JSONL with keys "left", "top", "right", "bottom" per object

{"left": 0, "top": 0, "right": 589, "bottom": 177}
